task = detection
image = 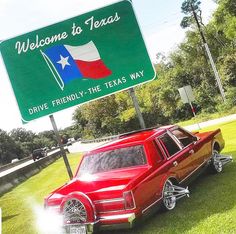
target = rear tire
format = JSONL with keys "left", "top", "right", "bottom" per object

{"left": 162, "top": 179, "right": 176, "bottom": 211}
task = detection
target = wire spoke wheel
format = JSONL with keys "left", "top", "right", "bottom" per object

{"left": 63, "top": 198, "right": 87, "bottom": 224}
{"left": 163, "top": 180, "right": 176, "bottom": 210}
{"left": 212, "top": 150, "right": 223, "bottom": 173}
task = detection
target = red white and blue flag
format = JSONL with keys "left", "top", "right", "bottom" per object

{"left": 41, "top": 41, "right": 112, "bottom": 90}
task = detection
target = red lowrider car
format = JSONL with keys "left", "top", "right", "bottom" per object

{"left": 44, "top": 125, "right": 232, "bottom": 233}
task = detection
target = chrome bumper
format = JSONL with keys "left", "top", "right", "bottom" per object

{"left": 64, "top": 213, "right": 136, "bottom": 233}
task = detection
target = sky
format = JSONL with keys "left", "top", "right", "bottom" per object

{"left": 0, "top": 0, "right": 217, "bottom": 133}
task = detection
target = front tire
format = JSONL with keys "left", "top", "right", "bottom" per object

{"left": 209, "top": 149, "right": 223, "bottom": 173}
{"left": 162, "top": 179, "right": 176, "bottom": 211}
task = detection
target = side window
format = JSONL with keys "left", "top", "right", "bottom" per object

{"left": 158, "top": 133, "right": 180, "bottom": 157}
{"left": 171, "top": 128, "right": 195, "bottom": 147}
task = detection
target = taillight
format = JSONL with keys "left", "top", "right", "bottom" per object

{"left": 123, "top": 191, "right": 135, "bottom": 210}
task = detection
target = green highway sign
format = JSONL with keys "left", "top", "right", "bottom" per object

{"left": 0, "top": 0, "right": 156, "bottom": 122}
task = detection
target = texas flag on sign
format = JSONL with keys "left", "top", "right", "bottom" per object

{"left": 41, "top": 41, "right": 112, "bottom": 90}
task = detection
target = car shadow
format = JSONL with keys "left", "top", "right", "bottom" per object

{"left": 101, "top": 152, "right": 236, "bottom": 234}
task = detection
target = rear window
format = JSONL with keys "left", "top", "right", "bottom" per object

{"left": 33, "top": 149, "right": 43, "bottom": 154}
{"left": 77, "top": 145, "right": 147, "bottom": 176}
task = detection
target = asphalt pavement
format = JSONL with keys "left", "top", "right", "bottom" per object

{"left": 0, "top": 148, "right": 60, "bottom": 178}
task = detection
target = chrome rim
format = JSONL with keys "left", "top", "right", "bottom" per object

{"left": 63, "top": 198, "right": 87, "bottom": 224}
{"left": 163, "top": 180, "right": 176, "bottom": 210}
{"left": 213, "top": 150, "right": 223, "bottom": 173}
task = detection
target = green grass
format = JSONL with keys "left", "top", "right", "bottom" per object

{"left": 0, "top": 153, "right": 83, "bottom": 234}
{"left": 1, "top": 121, "right": 236, "bottom": 234}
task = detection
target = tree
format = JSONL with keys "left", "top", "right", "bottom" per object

{"left": 73, "top": 95, "right": 124, "bottom": 138}
{"left": 0, "top": 129, "right": 22, "bottom": 165}
{"left": 37, "top": 130, "right": 57, "bottom": 147}
{"left": 219, "top": 52, "right": 236, "bottom": 86}
{"left": 180, "top": 0, "right": 202, "bottom": 29}
{"left": 10, "top": 128, "right": 35, "bottom": 142}
{"left": 10, "top": 128, "right": 36, "bottom": 157}
{"left": 213, "top": 0, "right": 236, "bottom": 41}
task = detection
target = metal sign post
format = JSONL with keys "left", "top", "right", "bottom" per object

{"left": 129, "top": 87, "right": 146, "bottom": 129}
{"left": 49, "top": 115, "right": 73, "bottom": 179}
{"left": 178, "top": 85, "right": 200, "bottom": 129}
{"left": 189, "top": 101, "right": 196, "bottom": 117}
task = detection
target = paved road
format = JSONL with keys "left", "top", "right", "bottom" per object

{"left": 0, "top": 148, "right": 60, "bottom": 178}
{"left": 0, "top": 159, "right": 34, "bottom": 177}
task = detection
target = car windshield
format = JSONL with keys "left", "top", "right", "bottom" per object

{"left": 77, "top": 145, "right": 147, "bottom": 176}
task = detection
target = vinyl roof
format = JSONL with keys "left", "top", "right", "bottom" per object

{"left": 86, "top": 125, "right": 174, "bottom": 154}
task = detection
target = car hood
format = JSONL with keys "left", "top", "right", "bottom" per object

{"left": 52, "top": 166, "right": 149, "bottom": 197}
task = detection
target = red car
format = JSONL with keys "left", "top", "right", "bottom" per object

{"left": 44, "top": 125, "right": 232, "bottom": 233}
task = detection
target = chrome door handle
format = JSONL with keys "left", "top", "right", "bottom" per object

{"left": 189, "top": 149, "right": 194, "bottom": 154}
{"left": 173, "top": 161, "right": 178, "bottom": 167}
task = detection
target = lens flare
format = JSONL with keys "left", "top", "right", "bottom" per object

{"left": 33, "top": 204, "right": 64, "bottom": 234}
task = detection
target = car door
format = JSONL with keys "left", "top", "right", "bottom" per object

{"left": 170, "top": 127, "right": 206, "bottom": 177}
{"left": 156, "top": 132, "right": 193, "bottom": 181}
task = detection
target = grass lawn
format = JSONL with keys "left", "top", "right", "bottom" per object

{"left": 177, "top": 106, "right": 236, "bottom": 127}
{"left": 0, "top": 153, "right": 83, "bottom": 234}
{"left": 1, "top": 121, "right": 236, "bottom": 234}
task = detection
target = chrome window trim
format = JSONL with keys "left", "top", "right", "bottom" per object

{"left": 156, "top": 131, "right": 182, "bottom": 160}
{"left": 167, "top": 130, "right": 184, "bottom": 151}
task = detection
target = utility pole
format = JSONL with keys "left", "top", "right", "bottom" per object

{"left": 190, "top": 3, "right": 226, "bottom": 102}
{"left": 129, "top": 87, "right": 146, "bottom": 129}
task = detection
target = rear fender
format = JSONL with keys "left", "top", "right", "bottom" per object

{"left": 159, "top": 174, "right": 179, "bottom": 195}
{"left": 212, "top": 132, "right": 225, "bottom": 153}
